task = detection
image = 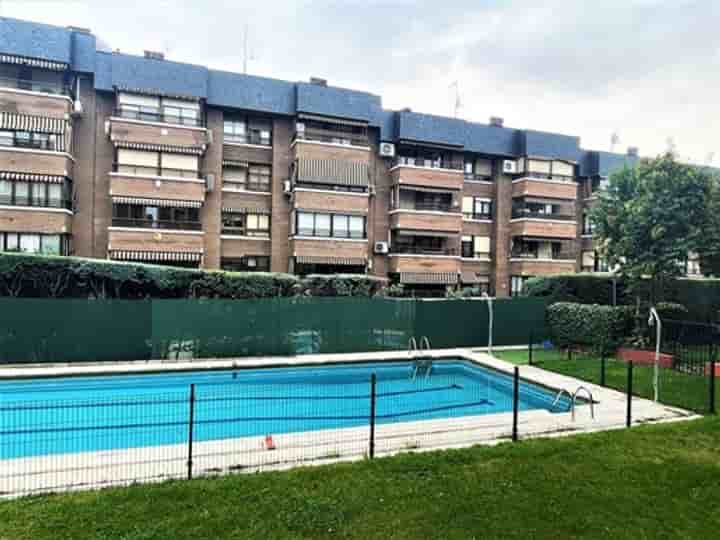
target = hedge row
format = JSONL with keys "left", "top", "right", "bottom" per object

{"left": 547, "top": 302, "right": 634, "bottom": 355}
{"left": 525, "top": 274, "right": 720, "bottom": 322}
{"left": 0, "top": 253, "right": 388, "bottom": 299}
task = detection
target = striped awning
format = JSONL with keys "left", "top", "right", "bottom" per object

{"left": 296, "top": 159, "right": 369, "bottom": 187}
{"left": 295, "top": 256, "right": 366, "bottom": 266}
{"left": 0, "top": 171, "right": 65, "bottom": 183}
{"left": 112, "top": 196, "right": 202, "bottom": 208}
{"left": 400, "top": 272, "right": 458, "bottom": 285}
{"left": 222, "top": 159, "right": 248, "bottom": 168}
{"left": 460, "top": 272, "right": 490, "bottom": 284}
{"left": 221, "top": 206, "right": 271, "bottom": 215}
{"left": 399, "top": 184, "right": 459, "bottom": 194}
{"left": 113, "top": 140, "right": 205, "bottom": 156}
{"left": 298, "top": 113, "right": 368, "bottom": 128}
{"left": 395, "top": 230, "right": 457, "bottom": 238}
{"left": 115, "top": 85, "right": 201, "bottom": 102}
{"left": 109, "top": 250, "right": 203, "bottom": 262}
{"left": 0, "top": 112, "right": 67, "bottom": 134}
{"left": 0, "top": 54, "right": 68, "bottom": 71}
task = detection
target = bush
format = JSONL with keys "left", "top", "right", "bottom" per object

{"left": 547, "top": 302, "right": 634, "bottom": 355}
{"left": 655, "top": 302, "right": 689, "bottom": 321}
{"left": 0, "top": 253, "right": 388, "bottom": 300}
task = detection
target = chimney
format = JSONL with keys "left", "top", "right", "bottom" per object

{"left": 144, "top": 50, "right": 165, "bottom": 61}
{"left": 489, "top": 116, "right": 504, "bottom": 127}
{"left": 401, "top": 107, "right": 412, "bottom": 113}
{"left": 627, "top": 146, "right": 639, "bottom": 157}
{"left": 309, "top": 77, "right": 327, "bottom": 87}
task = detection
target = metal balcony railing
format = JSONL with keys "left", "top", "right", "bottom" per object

{"left": 523, "top": 172, "right": 575, "bottom": 183}
{"left": 0, "top": 76, "right": 71, "bottom": 96}
{"left": 391, "top": 246, "right": 459, "bottom": 256}
{"left": 511, "top": 209, "right": 575, "bottom": 221}
{"left": 111, "top": 218, "right": 202, "bottom": 231}
{"left": 394, "top": 156, "right": 463, "bottom": 171}
{"left": 395, "top": 201, "right": 457, "bottom": 213}
{"left": 462, "top": 212, "right": 492, "bottom": 220}
{"left": 0, "top": 194, "right": 72, "bottom": 210}
{"left": 224, "top": 130, "right": 272, "bottom": 146}
{"left": 293, "top": 127, "right": 369, "bottom": 148}
{"left": 511, "top": 251, "right": 576, "bottom": 261}
{"left": 115, "top": 106, "right": 204, "bottom": 127}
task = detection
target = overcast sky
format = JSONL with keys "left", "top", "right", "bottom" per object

{"left": 4, "top": 0, "right": 718, "bottom": 163}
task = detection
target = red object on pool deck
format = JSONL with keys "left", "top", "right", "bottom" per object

{"left": 264, "top": 435, "right": 276, "bottom": 451}
{"left": 616, "top": 348, "right": 674, "bottom": 368}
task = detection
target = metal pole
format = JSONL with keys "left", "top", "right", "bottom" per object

{"left": 600, "top": 356, "right": 606, "bottom": 387}
{"left": 626, "top": 361, "right": 633, "bottom": 428}
{"left": 512, "top": 367, "right": 519, "bottom": 442}
{"left": 369, "top": 373, "right": 376, "bottom": 459}
{"left": 648, "top": 307, "right": 662, "bottom": 402}
{"left": 528, "top": 330, "right": 534, "bottom": 366}
{"left": 710, "top": 352, "right": 716, "bottom": 415}
{"left": 612, "top": 277, "right": 617, "bottom": 307}
{"left": 482, "top": 292, "right": 493, "bottom": 356}
{"left": 187, "top": 383, "right": 196, "bottom": 480}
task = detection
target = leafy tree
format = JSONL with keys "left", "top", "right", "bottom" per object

{"left": 590, "top": 153, "right": 718, "bottom": 302}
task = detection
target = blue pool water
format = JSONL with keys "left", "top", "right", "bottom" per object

{"left": 0, "top": 360, "right": 571, "bottom": 459}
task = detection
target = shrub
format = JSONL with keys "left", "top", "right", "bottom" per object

{"left": 654, "top": 302, "right": 689, "bottom": 321}
{"left": 0, "top": 253, "right": 387, "bottom": 299}
{"left": 547, "top": 302, "right": 634, "bottom": 355}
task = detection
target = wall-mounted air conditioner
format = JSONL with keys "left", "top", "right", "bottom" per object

{"left": 283, "top": 180, "right": 292, "bottom": 194}
{"left": 379, "top": 142, "right": 396, "bottom": 158}
{"left": 205, "top": 173, "right": 215, "bottom": 192}
{"left": 70, "top": 100, "right": 83, "bottom": 118}
{"left": 374, "top": 241, "right": 389, "bottom": 254}
{"left": 502, "top": 160, "right": 518, "bottom": 174}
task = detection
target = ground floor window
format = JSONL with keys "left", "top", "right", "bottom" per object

{"left": 510, "top": 275, "right": 533, "bottom": 297}
{"left": 398, "top": 283, "right": 449, "bottom": 298}
{"left": 0, "top": 232, "right": 70, "bottom": 255}
{"left": 295, "top": 262, "right": 366, "bottom": 275}
{"left": 221, "top": 256, "right": 270, "bottom": 272}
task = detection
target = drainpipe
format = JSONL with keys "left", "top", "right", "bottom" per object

{"left": 648, "top": 307, "right": 662, "bottom": 402}
{"left": 482, "top": 292, "right": 493, "bottom": 356}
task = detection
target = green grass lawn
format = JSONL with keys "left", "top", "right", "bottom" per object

{"left": 494, "top": 348, "right": 717, "bottom": 414}
{"left": 1, "top": 417, "right": 719, "bottom": 539}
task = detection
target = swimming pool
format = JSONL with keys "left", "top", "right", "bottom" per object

{"left": 0, "top": 359, "right": 572, "bottom": 459}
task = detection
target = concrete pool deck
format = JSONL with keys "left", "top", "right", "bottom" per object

{"left": 0, "top": 349, "right": 698, "bottom": 498}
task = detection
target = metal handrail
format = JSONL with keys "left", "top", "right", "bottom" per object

{"left": 551, "top": 389, "right": 573, "bottom": 411}
{"left": 571, "top": 386, "right": 595, "bottom": 422}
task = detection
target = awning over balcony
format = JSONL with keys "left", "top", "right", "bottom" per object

{"left": 395, "top": 230, "right": 457, "bottom": 238}
{"left": 222, "top": 159, "right": 249, "bottom": 168}
{"left": 460, "top": 272, "right": 490, "bottom": 284}
{"left": 0, "top": 54, "right": 68, "bottom": 71}
{"left": 298, "top": 113, "right": 368, "bottom": 128}
{"left": 398, "top": 184, "right": 458, "bottom": 194}
{"left": 221, "top": 206, "right": 271, "bottom": 214}
{"left": 295, "top": 255, "right": 366, "bottom": 266}
{"left": 0, "top": 112, "right": 67, "bottom": 134}
{"left": 399, "top": 272, "right": 458, "bottom": 285}
{"left": 295, "top": 159, "right": 369, "bottom": 187}
{"left": 111, "top": 196, "right": 203, "bottom": 208}
{"left": 109, "top": 250, "right": 203, "bottom": 262}
{"left": 113, "top": 140, "right": 205, "bottom": 156}
{"left": 0, "top": 171, "right": 65, "bottom": 183}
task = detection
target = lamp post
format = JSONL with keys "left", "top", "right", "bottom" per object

{"left": 648, "top": 307, "right": 662, "bottom": 402}
{"left": 482, "top": 292, "right": 493, "bottom": 356}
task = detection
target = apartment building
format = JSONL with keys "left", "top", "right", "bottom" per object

{"left": 0, "top": 17, "right": 641, "bottom": 297}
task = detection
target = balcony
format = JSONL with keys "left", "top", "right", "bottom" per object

{"left": 108, "top": 227, "right": 204, "bottom": 265}
{"left": 390, "top": 160, "right": 463, "bottom": 191}
{"left": 509, "top": 237, "right": 576, "bottom": 274}
{"left": 115, "top": 105, "right": 204, "bottom": 127}
{"left": 0, "top": 193, "right": 72, "bottom": 211}
{"left": 293, "top": 188, "right": 369, "bottom": 214}
{"left": 0, "top": 76, "right": 73, "bottom": 118}
{"left": 0, "top": 207, "right": 72, "bottom": 234}
{"left": 111, "top": 218, "right": 202, "bottom": 231}
{"left": 109, "top": 170, "right": 206, "bottom": 205}
{"left": 0, "top": 146, "right": 73, "bottom": 178}
{"left": 510, "top": 217, "right": 577, "bottom": 239}
{"left": 108, "top": 116, "right": 208, "bottom": 152}
{"left": 293, "top": 126, "right": 369, "bottom": 148}
{"left": 388, "top": 250, "right": 460, "bottom": 275}
{"left": 291, "top": 237, "right": 368, "bottom": 269}
{"left": 390, "top": 210, "right": 462, "bottom": 233}
{"left": 512, "top": 178, "right": 577, "bottom": 200}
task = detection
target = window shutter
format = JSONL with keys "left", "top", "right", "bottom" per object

{"left": 582, "top": 251, "right": 595, "bottom": 267}
{"left": 475, "top": 236, "right": 490, "bottom": 253}
{"left": 118, "top": 93, "right": 160, "bottom": 108}
{"left": 161, "top": 153, "right": 198, "bottom": 171}
{"left": 474, "top": 159, "right": 492, "bottom": 176}
{"left": 118, "top": 149, "right": 159, "bottom": 167}
{"left": 553, "top": 161, "right": 574, "bottom": 177}
{"left": 462, "top": 197, "right": 474, "bottom": 214}
{"left": 528, "top": 159, "right": 551, "bottom": 174}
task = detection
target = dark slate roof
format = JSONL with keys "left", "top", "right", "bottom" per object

{"left": 578, "top": 150, "right": 638, "bottom": 177}
{"left": 370, "top": 109, "right": 397, "bottom": 141}
{"left": 96, "top": 52, "right": 208, "bottom": 98}
{"left": 296, "top": 82, "right": 381, "bottom": 122}
{"left": 0, "top": 17, "right": 72, "bottom": 63}
{"left": 208, "top": 71, "right": 295, "bottom": 115}
{"left": 520, "top": 130, "right": 582, "bottom": 162}
{"left": 397, "top": 111, "right": 466, "bottom": 147}
{"left": 464, "top": 122, "right": 519, "bottom": 156}
{"left": 70, "top": 31, "right": 96, "bottom": 73}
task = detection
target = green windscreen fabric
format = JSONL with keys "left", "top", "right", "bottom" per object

{"left": 0, "top": 296, "right": 547, "bottom": 363}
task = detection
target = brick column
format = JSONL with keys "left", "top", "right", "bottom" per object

{"left": 201, "top": 109, "right": 223, "bottom": 269}
{"left": 492, "top": 166, "right": 513, "bottom": 297}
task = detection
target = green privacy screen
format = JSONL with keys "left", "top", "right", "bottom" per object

{"left": 0, "top": 297, "right": 548, "bottom": 364}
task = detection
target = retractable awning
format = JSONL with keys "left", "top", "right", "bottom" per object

{"left": 0, "top": 54, "right": 68, "bottom": 71}
{"left": 113, "top": 140, "right": 205, "bottom": 156}
{"left": 111, "top": 196, "right": 202, "bottom": 208}
{"left": 0, "top": 112, "right": 68, "bottom": 134}
{"left": 0, "top": 171, "right": 65, "bottom": 183}
{"left": 221, "top": 206, "right": 271, "bottom": 214}
{"left": 296, "top": 159, "right": 369, "bottom": 187}
{"left": 460, "top": 272, "right": 490, "bottom": 284}
{"left": 109, "top": 250, "right": 203, "bottom": 262}
{"left": 295, "top": 255, "right": 366, "bottom": 266}
{"left": 399, "top": 272, "right": 458, "bottom": 285}
{"left": 298, "top": 113, "right": 368, "bottom": 128}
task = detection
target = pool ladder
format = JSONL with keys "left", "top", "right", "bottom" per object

{"left": 552, "top": 386, "right": 595, "bottom": 422}
{"left": 410, "top": 336, "right": 433, "bottom": 380}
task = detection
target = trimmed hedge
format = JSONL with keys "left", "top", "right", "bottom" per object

{"left": 0, "top": 253, "right": 386, "bottom": 299}
{"left": 547, "top": 302, "right": 634, "bottom": 355}
{"left": 525, "top": 274, "right": 720, "bottom": 322}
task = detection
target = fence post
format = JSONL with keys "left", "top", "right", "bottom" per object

{"left": 600, "top": 356, "right": 606, "bottom": 387}
{"left": 369, "top": 373, "right": 377, "bottom": 459}
{"left": 512, "top": 367, "right": 520, "bottom": 442}
{"left": 187, "top": 383, "right": 196, "bottom": 480}
{"left": 710, "top": 351, "right": 716, "bottom": 415}
{"left": 626, "top": 362, "right": 633, "bottom": 428}
{"left": 528, "top": 331, "right": 534, "bottom": 366}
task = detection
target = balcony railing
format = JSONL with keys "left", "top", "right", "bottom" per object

{"left": 464, "top": 173, "right": 493, "bottom": 182}
{"left": 462, "top": 212, "right": 492, "bottom": 220}
{"left": 511, "top": 251, "right": 576, "bottom": 261}
{"left": 511, "top": 209, "right": 575, "bottom": 221}
{"left": 0, "top": 76, "right": 71, "bottom": 96}
{"left": 0, "top": 136, "right": 61, "bottom": 152}
{"left": 0, "top": 194, "right": 72, "bottom": 210}
{"left": 293, "top": 127, "right": 369, "bottom": 148}
{"left": 224, "top": 130, "right": 271, "bottom": 146}
{"left": 522, "top": 172, "right": 575, "bottom": 183}
{"left": 115, "top": 106, "right": 204, "bottom": 127}
{"left": 111, "top": 218, "right": 202, "bottom": 231}
{"left": 391, "top": 246, "right": 459, "bottom": 256}
{"left": 396, "top": 201, "right": 456, "bottom": 213}
{"left": 112, "top": 163, "right": 200, "bottom": 179}
{"left": 395, "top": 156, "right": 463, "bottom": 171}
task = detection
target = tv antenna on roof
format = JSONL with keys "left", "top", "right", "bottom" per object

{"left": 449, "top": 81, "right": 462, "bottom": 118}
{"left": 610, "top": 131, "right": 620, "bottom": 152}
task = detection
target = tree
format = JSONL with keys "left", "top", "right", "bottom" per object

{"left": 590, "top": 153, "right": 718, "bottom": 302}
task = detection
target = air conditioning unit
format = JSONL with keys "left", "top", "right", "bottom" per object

{"left": 502, "top": 160, "right": 518, "bottom": 174}
{"left": 296, "top": 122, "right": 306, "bottom": 137}
{"left": 206, "top": 129, "right": 214, "bottom": 144}
{"left": 379, "top": 142, "right": 396, "bottom": 158}
{"left": 283, "top": 180, "right": 292, "bottom": 194}
{"left": 70, "top": 100, "right": 83, "bottom": 118}
{"left": 205, "top": 173, "right": 215, "bottom": 192}
{"left": 374, "top": 241, "right": 389, "bottom": 254}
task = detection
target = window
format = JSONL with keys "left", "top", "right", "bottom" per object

{"left": 525, "top": 159, "right": 574, "bottom": 181}
{"left": 221, "top": 256, "right": 270, "bottom": 272}
{"left": 117, "top": 149, "right": 159, "bottom": 176}
{"left": 397, "top": 146, "right": 458, "bottom": 170}
{"left": 461, "top": 236, "right": 491, "bottom": 259}
{"left": 0, "top": 233, "right": 68, "bottom": 255}
{"left": 295, "top": 211, "right": 365, "bottom": 239}
{"left": 248, "top": 165, "right": 271, "bottom": 191}
{"left": 112, "top": 204, "right": 201, "bottom": 230}
{"left": 464, "top": 157, "right": 493, "bottom": 180}
{"left": 117, "top": 93, "right": 202, "bottom": 126}
{"left": 596, "top": 254, "right": 610, "bottom": 272}
{"left": 221, "top": 164, "right": 271, "bottom": 192}
{"left": 462, "top": 197, "right": 492, "bottom": 220}
{"left": 0, "top": 130, "right": 13, "bottom": 146}
{"left": 224, "top": 115, "right": 272, "bottom": 146}
{"left": 582, "top": 213, "right": 595, "bottom": 235}
{"left": 581, "top": 250, "right": 595, "bottom": 272}
{"left": 510, "top": 276, "right": 532, "bottom": 297}
{"left": 0, "top": 180, "right": 11, "bottom": 204}
{"left": 0, "top": 130, "right": 58, "bottom": 151}
{"left": 296, "top": 118, "right": 368, "bottom": 147}
{"left": 161, "top": 153, "right": 198, "bottom": 179}
{"left": 221, "top": 212, "right": 270, "bottom": 237}
{"left": 14, "top": 182, "right": 29, "bottom": 205}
